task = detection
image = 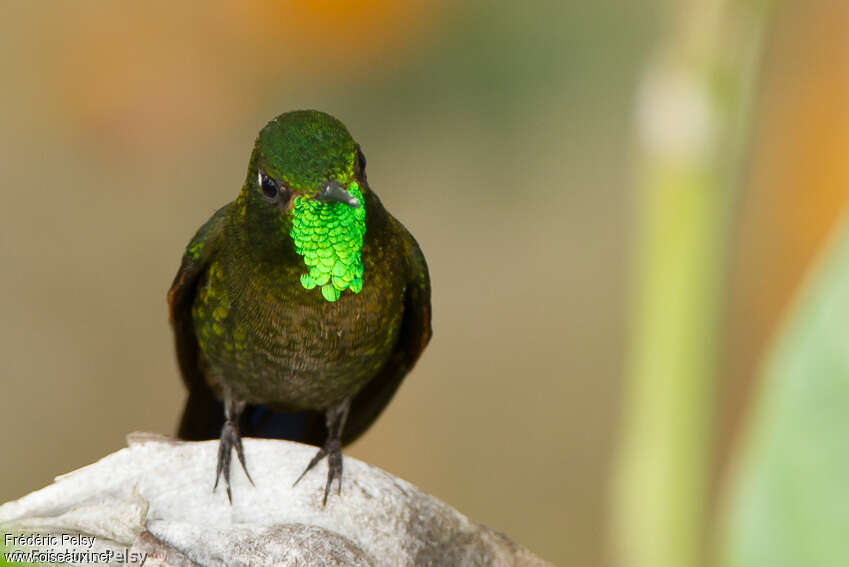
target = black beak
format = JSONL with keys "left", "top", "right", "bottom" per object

{"left": 315, "top": 181, "right": 361, "bottom": 208}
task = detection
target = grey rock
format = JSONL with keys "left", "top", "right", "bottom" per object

{"left": 0, "top": 434, "right": 552, "bottom": 567}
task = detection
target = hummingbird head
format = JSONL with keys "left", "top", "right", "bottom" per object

{"left": 244, "top": 109, "right": 365, "bottom": 211}
{"left": 238, "top": 110, "right": 369, "bottom": 302}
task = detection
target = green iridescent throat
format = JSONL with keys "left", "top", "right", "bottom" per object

{"left": 289, "top": 182, "right": 366, "bottom": 302}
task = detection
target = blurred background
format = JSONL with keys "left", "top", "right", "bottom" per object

{"left": 1, "top": 2, "right": 848, "bottom": 566}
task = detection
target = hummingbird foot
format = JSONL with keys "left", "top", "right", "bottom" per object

{"left": 213, "top": 397, "right": 253, "bottom": 503}
{"left": 292, "top": 398, "right": 351, "bottom": 506}
{"left": 292, "top": 438, "right": 343, "bottom": 506}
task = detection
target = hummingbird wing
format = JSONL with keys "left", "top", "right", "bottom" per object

{"left": 341, "top": 216, "right": 433, "bottom": 445}
{"left": 168, "top": 204, "right": 231, "bottom": 440}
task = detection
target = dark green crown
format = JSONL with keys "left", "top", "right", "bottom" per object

{"left": 257, "top": 110, "right": 357, "bottom": 191}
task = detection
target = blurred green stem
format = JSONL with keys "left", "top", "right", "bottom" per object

{"left": 612, "top": 1, "right": 771, "bottom": 566}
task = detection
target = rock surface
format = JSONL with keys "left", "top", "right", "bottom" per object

{"left": 0, "top": 433, "right": 552, "bottom": 566}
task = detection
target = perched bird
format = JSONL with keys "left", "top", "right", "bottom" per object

{"left": 168, "top": 110, "right": 432, "bottom": 504}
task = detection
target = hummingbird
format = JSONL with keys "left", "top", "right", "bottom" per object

{"left": 168, "top": 110, "right": 432, "bottom": 504}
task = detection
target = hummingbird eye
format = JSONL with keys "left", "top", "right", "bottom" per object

{"left": 258, "top": 171, "right": 280, "bottom": 199}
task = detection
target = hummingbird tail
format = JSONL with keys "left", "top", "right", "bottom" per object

{"left": 178, "top": 391, "right": 226, "bottom": 441}
{"left": 177, "top": 391, "right": 325, "bottom": 446}
{"left": 242, "top": 405, "right": 325, "bottom": 446}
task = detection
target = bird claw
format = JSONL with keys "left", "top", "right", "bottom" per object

{"left": 293, "top": 439, "right": 343, "bottom": 506}
{"left": 214, "top": 420, "right": 253, "bottom": 503}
